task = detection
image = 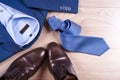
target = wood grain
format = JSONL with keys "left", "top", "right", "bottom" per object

{"left": 0, "top": 0, "right": 120, "bottom": 80}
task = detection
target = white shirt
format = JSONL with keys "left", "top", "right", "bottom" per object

{"left": 0, "top": 2, "right": 40, "bottom": 47}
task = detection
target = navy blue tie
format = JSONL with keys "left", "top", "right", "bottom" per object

{"left": 47, "top": 16, "right": 109, "bottom": 56}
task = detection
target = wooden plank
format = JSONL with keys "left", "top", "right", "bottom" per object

{"left": 1, "top": 0, "right": 120, "bottom": 80}
{"left": 80, "top": 0, "right": 120, "bottom": 8}
{"left": 48, "top": 8, "right": 120, "bottom": 28}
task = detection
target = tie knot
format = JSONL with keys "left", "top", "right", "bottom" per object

{"left": 47, "top": 16, "right": 66, "bottom": 31}
{"left": 48, "top": 16, "right": 81, "bottom": 35}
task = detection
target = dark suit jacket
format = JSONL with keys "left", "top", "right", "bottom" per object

{"left": 0, "top": 0, "right": 78, "bottom": 62}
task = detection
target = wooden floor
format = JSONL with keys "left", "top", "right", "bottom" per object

{"left": 1, "top": 0, "right": 120, "bottom": 80}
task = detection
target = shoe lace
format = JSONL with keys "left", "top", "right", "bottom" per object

{"left": 4, "top": 67, "right": 25, "bottom": 80}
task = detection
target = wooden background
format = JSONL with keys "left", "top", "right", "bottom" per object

{"left": 1, "top": 0, "right": 120, "bottom": 80}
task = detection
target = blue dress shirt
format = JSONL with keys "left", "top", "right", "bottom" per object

{"left": 0, "top": 2, "right": 40, "bottom": 46}
{"left": 0, "top": 0, "right": 78, "bottom": 62}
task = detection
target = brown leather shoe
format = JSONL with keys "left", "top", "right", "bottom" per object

{"left": 47, "top": 42, "right": 79, "bottom": 80}
{"left": 0, "top": 47, "right": 46, "bottom": 80}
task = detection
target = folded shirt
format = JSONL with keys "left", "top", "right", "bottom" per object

{"left": 0, "top": 1, "right": 48, "bottom": 62}
{"left": 0, "top": 2, "right": 40, "bottom": 47}
{"left": 0, "top": 0, "right": 79, "bottom": 62}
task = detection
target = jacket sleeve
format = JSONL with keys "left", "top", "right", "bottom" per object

{"left": 23, "top": 0, "right": 79, "bottom": 13}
